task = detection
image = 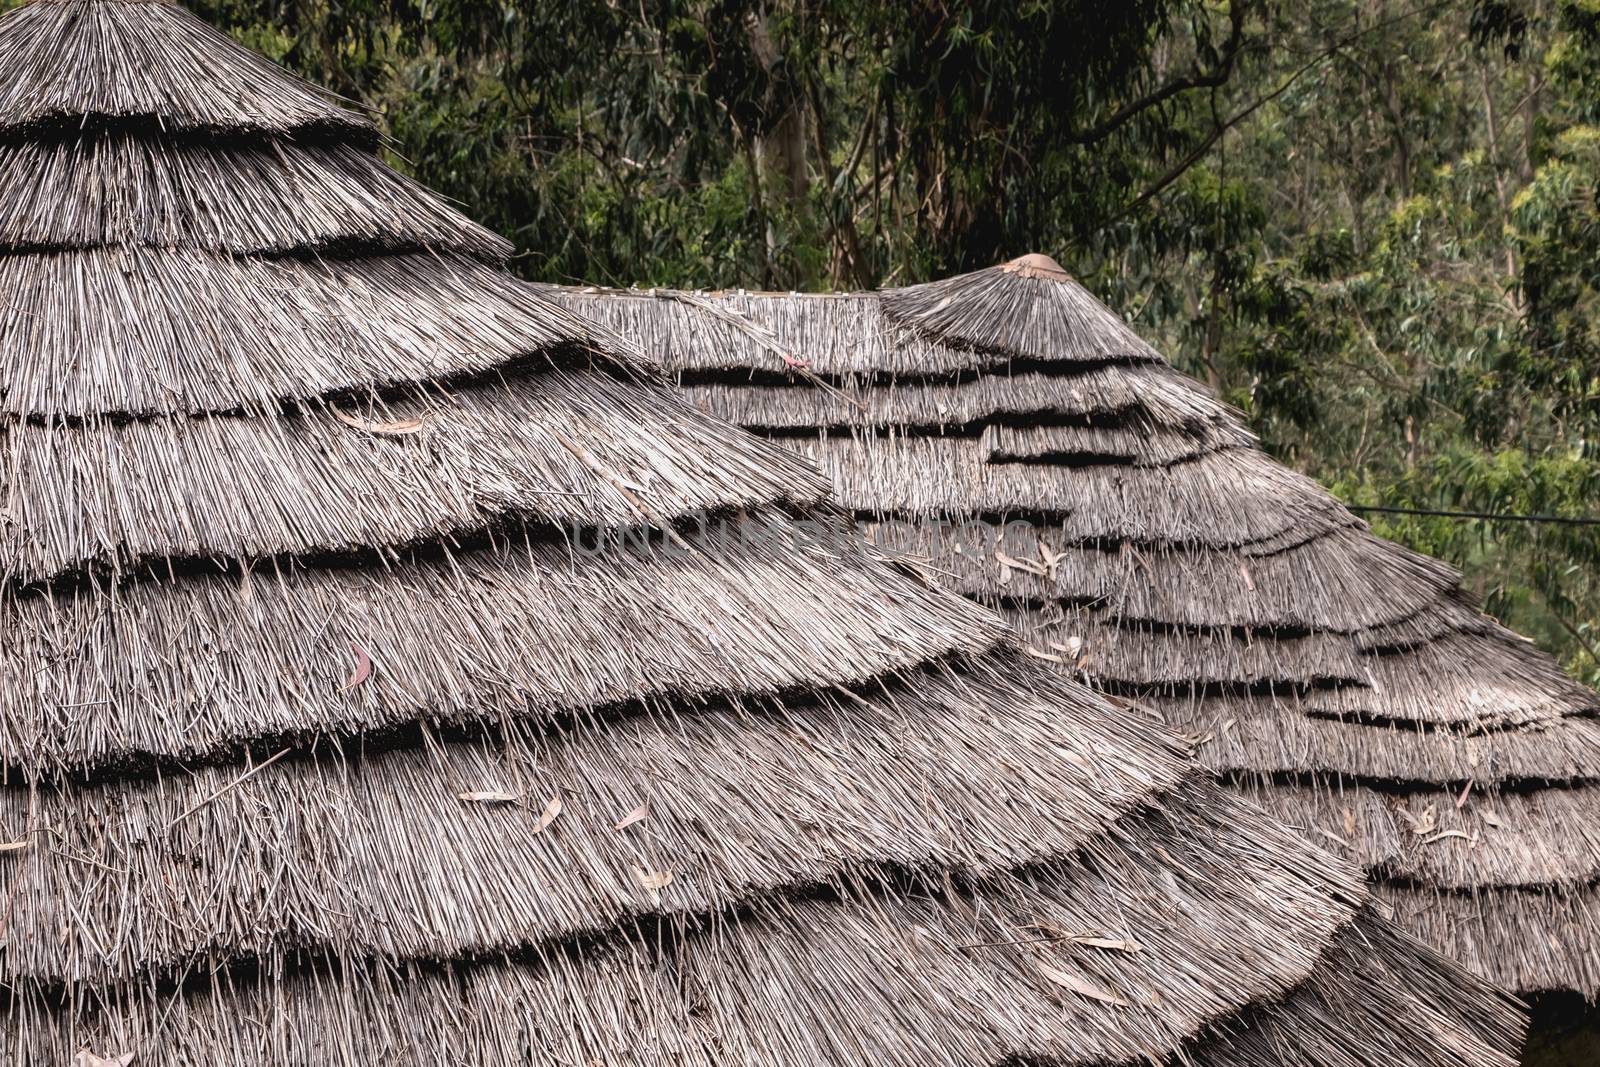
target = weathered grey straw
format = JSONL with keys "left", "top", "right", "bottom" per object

{"left": 0, "top": 2, "right": 1529, "bottom": 1065}
{"left": 550, "top": 253, "right": 1600, "bottom": 1003}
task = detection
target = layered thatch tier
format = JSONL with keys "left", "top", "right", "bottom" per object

{"left": 0, "top": 250, "right": 640, "bottom": 417}
{"left": 0, "top": 135, "right": 512, "bottom": 257}
{"left": 0, "top": 2, "right": 1529, "bottom": 1064}
{"left": 551, "top": 259, "right": 1600, "bottom": 1002}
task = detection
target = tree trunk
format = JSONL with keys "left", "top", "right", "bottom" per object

{"left": 746, "top": 6, "right": 808, "bottom": 282}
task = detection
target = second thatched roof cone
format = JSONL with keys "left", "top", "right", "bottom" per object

{"left": 0, "top": 1, "right": 1529, "bottom": 1063}
{"left": 555, "top": 253, "right": 1600, "bottom": 1030}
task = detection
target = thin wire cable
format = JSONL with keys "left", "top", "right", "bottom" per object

{"left": 1344, "top": 504, "right": 1600, "bottom": 527}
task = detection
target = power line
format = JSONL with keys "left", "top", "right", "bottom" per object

{"left": 1344, "top": 503, "right": 1600, "bottom": 528}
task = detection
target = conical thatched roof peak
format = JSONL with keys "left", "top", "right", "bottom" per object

{"left": 553, "top": 257, "right": 1600, "bottom": 1015}
{"left": 1, "top": 4, "right": 1530, "bottom": 1064}
{"left": 881, "top": 254, "right": 1162, "bottom": 365}
{"left": 0, "top": 0, "right": 372, "bottom": 140}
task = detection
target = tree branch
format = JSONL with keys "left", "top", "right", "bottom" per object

{"left": 1546, "top": 593, "right": 1600, "bottom": 669}
{"left": 1064, "top": 0, "right": 1251, "bottom": 145}
{"left": 1115, "top": 0, "right": 1451, "bottom": 221}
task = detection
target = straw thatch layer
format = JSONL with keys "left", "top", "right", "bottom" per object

{"left": 1002, "top": 604, "right": 1376, "bottom": 685}
{"left": 0, "top": 249, "right": 639, "bottom": 418}
{"left": 1158, "top": 693, "right": 1600, "bottom": 784}
{"left": 982, "top": 420, "right": 1219, "bottom": 465}
{"left": 1380, "top": 880, "right": 1600, "bottom": 998}
{"left": 1002, "top": 598, "right": 1505, "bottom": 678}
{"left": 3, "top": 509, "right": 1002, "bottom": 774}
{"left": 554, "top": 287, "right": 1166, "bottom": 376}
{"left": 1, "top": 903, "right": 1518, "bottom": 1067}
{"left": 0, "top": 3, "right": 1533, "bottom": 1061}
{"left": 1191, "top": 911, "right": 1521, "bottom": 1067}
{"left": 803, "top": 434, "right": 1352, "bottom": 545}
{"left": 0, "top": 135, "right": 511, "bottom": 258}
{"left": 1005, "top": 606, "right": 1594, "bottom": 730}
{"left": 0, "top": 0, "right": 372, "bottom": 140}
{"left": 558, "top": 263, "right": 1600, "bottom": 998}
{"left": 2, "top": 366, "right": 831, "bottom": 584}
{"left": 1236, "top": 779, "right": 1600, "bottom": 889}
{"left": 1, "top": 663, "right": 1203, "bottom": 984}
{"left": 867, "top": 519, "right": 1449, "bottom": 631}
{"left": 678, "top": 363, "right": 1240, "bottom": 431}
{"left": 1300, "top": 631, "right": 1593, "bottom": 728}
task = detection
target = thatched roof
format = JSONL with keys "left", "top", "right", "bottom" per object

{"left": 0, "top": 2, "right": 1527, "bottom": 1063}
{"left": 550, "top": 255, "right": 1600, "bottom": 1003}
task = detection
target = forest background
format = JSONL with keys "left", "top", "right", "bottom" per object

{"left": 41, "top": 0, "right": 1600, "bottom": 681}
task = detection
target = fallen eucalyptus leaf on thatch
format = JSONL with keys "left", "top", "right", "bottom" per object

{"left": 636, "top": 868, "right": 674, "bottom": 890}
{"left": 1036, "top": 540, "right": 1067, "bottom": 579}
{"left": 1481, "top": 810, "right": 1504, "bottom": 828}
{"left": 632, "top": 864, "right": 675, "bottom": 902}
{"left": 1074, "top": 936, "right": 1141, "bottom": 953}
{"left": 1050, "top": 636, "right": 1085, "bottom": 659}
{"left": 534, "top": 795, "right": 563, "bottom": 832}
{"left": 1396, "top": 802, "right": 1438, "bottom": 836}
{"left": 338, "top": 642, "right": 373, "bottom": 693}
{"left": 0, "top": 838, "right": 29, "bottom": 853}
{"left": 457, "top": 791, "right": 520, "bottom": 804}
{"left": 1422, "top": 829, "right": 1475, "bottom": 846}
{"left": 613, "top": 802, "right": 650, "bottom": 830}
{"left": 73, "top": 1051, "right": 135, "bottom": 1067}
{"left": 332, "top": 408, "right": 429, "bottom": 436}
{"left": 1036, "top": 962, "right": 1130, "bottom": 1007}
{"left": 994, "top": 549, "right": 1047, "bottom": 577}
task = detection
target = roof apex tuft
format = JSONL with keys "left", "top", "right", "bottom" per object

{"left": 998, "top": 252, "right": 1071, "bottom": 281}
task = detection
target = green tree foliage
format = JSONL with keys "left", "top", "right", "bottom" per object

{"left": 30, "top": 0, "right": 1600, "bottom": 679}
{"left": 180, "top": 0, "right": 1263, "bottom": 287}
